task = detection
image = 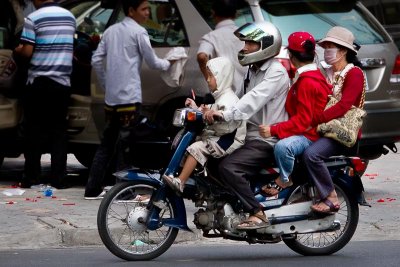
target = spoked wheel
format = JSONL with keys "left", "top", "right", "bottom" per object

{"left": 283, "top": 182, "right": 359, "bottom": 255}
{"left": 97, "top": 182, "right": 178, "bottom": 261}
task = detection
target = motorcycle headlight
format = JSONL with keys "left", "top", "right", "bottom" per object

{"left": 172, "top": 109, "right": 187, "bottom": 127}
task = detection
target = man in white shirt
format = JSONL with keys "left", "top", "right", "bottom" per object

{"left": 204, "top": 21, "right": 290, "bottom": 230}
{"left": 85, "top": 0, "right": 174, "bottom": 199}
{"left": 197, "top": 0, "right": 246, "bottom": 96}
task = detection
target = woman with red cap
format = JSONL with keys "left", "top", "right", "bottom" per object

{"left": 259, "top": 31, "right": 331, "bottom": 196}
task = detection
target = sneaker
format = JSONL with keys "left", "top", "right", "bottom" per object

{"left": 162, "top": 174, "right": 184, "bottom": 193}
{"left": 84, "top": 190, "right": 107, "bottom": 200}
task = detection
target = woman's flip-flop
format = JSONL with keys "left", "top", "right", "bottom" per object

{"left": 311, "top": 198, "right": 340, "bottom": 214}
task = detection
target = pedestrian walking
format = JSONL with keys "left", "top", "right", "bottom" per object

{"left": 84, "top": 0, "right": 175, "bottom": 199}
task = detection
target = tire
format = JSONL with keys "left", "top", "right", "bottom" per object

{"left": 97, "top": 181, "right": 179, "bottom": 261}
{"left": 283, "top": 182, "right": 359, "bottom": 256}
{"left": 0, "top": 155, "right": 4, "bottom": 168}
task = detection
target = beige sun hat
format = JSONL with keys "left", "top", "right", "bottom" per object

{"left": 318, "top": 26, "right": 358, "bottom": 54}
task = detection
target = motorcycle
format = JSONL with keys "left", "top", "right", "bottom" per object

{"left": 97, "top": 107, "right": 368, "bottom": 261}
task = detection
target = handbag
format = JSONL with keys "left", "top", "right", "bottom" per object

{"left": 317, "top": 67, "right": 367, "bottom": 147}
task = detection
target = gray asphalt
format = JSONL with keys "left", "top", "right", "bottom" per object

{"left": 0, "top": 151, "right": 399, "bottom": 250}
{"left": 1, "top": 241, "right": 400, "bottom": 267}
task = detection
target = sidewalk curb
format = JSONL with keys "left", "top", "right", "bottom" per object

{"left": 39, "top": 213, "right": 203, "bottom": 247}
{"left": 59, "top": 228, "right": 202, "bottom": 247}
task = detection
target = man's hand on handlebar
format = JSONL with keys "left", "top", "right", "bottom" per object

{"left": 203, "top": 110, "right": 223, "bottom": 124}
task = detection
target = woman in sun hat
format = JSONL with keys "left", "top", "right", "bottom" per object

{"left": 302, "top": 26, "right": 366, "bottom": 214}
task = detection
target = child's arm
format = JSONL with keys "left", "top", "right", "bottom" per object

{"left": 185, "top": 98, "right": 198, "bottom": 109}
{"left": 199, "top": 104, "right": 210, "bottom": 113}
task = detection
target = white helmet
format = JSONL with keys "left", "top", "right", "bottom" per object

{"left": 234, "top": 21, "right": 282, "bottom": 66}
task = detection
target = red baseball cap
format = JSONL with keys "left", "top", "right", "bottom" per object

{"left": 287, "top": 32, "right": 316, "bottom": 53}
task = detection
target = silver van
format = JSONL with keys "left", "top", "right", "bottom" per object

{"left": 85, "top": 0, "right": 400, "bottom": 158}
{"left": 0, "top": 0, "right": 399, "bottom": 168}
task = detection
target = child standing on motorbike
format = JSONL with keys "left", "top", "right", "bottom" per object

{"left": 163, "top": 57, "right": 246, "bottom": 193}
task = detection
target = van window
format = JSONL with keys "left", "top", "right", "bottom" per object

{"left": 363, "top": 0, "right": 400, "bottom": 25}
{"left": 361, "top": 0, "right": 400, "bottom": 49}
{"left": 77, "top": 7, "right": 113, "bottom": 36}
{"left": 68, "top": 1, "right": 113, "bottom": 36}
{"left": 115, "top": 0, "right": 189, "bottom": 47}
{"left": 259, "top": 0, "right": 390, "bottom": 46}
{"left": 379, "top": 0, "right": 400, "bottom": 25}
{"left": 190, "top": 0, "right": 252, "bottom": 29}
{"left": 191, "top": 0, "right": 389, "bottom": 46}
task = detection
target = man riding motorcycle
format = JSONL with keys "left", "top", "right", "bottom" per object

{"left": 204, "top": 21, "right": 290, "bottom": 229}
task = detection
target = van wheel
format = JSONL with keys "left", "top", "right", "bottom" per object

{"left": 73, "top": 147, "right": 97, "bottom": 168}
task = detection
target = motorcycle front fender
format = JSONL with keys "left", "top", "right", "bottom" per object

{"left": 113, "top": 168, "right": 191, "bottom": 231}
{"left": 114, "top": 168, "right": 163, "bottom": 185}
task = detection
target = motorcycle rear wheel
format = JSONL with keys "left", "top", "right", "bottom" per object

{"left": 283, "top": 181, "right": 359, "bottom": 255}
{"left": 97, "top": 181, "right": 179, "bottom": 261}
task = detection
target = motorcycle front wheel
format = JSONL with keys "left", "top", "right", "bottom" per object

{"left": 283, "top": 181, "right": 359, "bottom": 255}
{"left": 97, "top": 181, "right": 179, "bottom": 261}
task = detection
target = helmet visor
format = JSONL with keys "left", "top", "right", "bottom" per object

{"left": 234, "top": 23, "right": 267, "bottom": 42}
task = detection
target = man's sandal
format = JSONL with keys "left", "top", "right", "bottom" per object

{"left": 311, "top": 198, "right": 340, "bottom": 215}
{"left": 236, "top": 212, "right": 270, "bottom": 230}
{"left": 261, "top": 181, "right": 284, "bottom": 197}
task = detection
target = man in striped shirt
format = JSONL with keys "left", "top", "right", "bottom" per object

{"left": 15, "top": 0, "right": 76, "bottom": 189}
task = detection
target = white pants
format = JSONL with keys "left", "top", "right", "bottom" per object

{"left": 186, "top": 139, "right": 226, "bottom": 166}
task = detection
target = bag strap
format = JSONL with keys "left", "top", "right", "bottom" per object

{"left": 341, "top": 66, "right": 366, "bottom": 109}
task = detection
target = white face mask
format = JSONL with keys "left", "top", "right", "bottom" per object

{"left": 324, "top": 48, "right": 342, "bottom": 65}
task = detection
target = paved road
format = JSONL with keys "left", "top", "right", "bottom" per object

{"left": 0, "top": 241, "right": 399, "bottom": 267}
{"left": 356, "top": 151, "right": 400, "bottom": 241}
{"left": 0, "top": 151, "right": 399, "bottom": 250}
